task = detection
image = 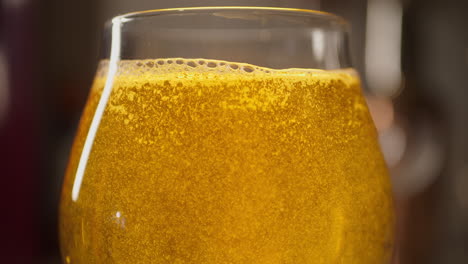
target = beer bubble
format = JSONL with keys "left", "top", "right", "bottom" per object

{"left": 187, "top": 61, "right": 197, "bottom": 68}
{"left": 207, "top": 62, "right": 217, "bottom": 68}
{"left": 242, "top": 66, "right": 254, "bottom": 73}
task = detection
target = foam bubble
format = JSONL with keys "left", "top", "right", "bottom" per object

{"left": 207, "top": 61, "right": 217, "bottom": 68}
{"left": 187, "top": 61, "right": 197, "bottom": 68}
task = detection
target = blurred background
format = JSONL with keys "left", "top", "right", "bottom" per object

{"left": 0, "top": 0, "right": 467, "bottom": 263}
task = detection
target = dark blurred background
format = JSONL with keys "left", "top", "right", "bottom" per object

{"left": 0, "top": 0, "right": 467, "bottom": 263}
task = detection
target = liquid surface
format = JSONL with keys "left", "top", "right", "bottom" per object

{"left": 60, "top": 58, "right": 394, "bottom": 263}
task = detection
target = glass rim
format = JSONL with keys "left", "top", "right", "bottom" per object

{"left": 112, "top": 6, "right": 348, "bottom": 26}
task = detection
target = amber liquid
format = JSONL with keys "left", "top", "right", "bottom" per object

{"left": 60, "top": 59, "right": 394, "bottom": 263}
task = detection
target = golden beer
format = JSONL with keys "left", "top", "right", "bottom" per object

{"left": 60, "top": 58, "right": 393, "bottom": 263}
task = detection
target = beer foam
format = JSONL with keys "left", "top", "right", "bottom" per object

{"left": 92, "top": 58, "right": 361, "bottom": 115}
{"left": 96, "top": 58, "right": 357, "bottom": 80}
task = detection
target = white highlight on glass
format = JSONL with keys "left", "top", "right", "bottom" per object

{"left": 72, "top": 18, "right": 122, "bottom": 201}
{"left": 311, "top": 29, "right": 326, "bottom": 64}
